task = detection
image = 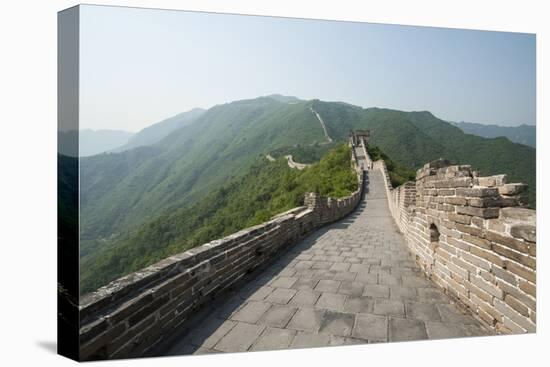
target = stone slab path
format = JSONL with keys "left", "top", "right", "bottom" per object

{"left": 165, "top": 159, "right": 491, "bottom": 356}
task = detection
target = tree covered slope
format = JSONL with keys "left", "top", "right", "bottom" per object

{"left": 80, "top": 145, "right": 357, "bottom": 294}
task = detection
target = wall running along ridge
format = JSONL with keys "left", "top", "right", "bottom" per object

{"left": 373, "top": 157, "right": 536, "bottom": 334}
{"left": 78, "top": 143, "right": 364, "bottom": 360}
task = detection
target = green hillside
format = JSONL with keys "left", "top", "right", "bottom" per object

{"left": 80, "top": 145, "right": 357, "bottom": 294}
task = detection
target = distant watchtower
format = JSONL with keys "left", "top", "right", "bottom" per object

{"left": 350, "top": 130, "right": 370, "bottom": 147}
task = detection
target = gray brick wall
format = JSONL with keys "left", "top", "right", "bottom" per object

{"left": 376, "top": 158, "right": 536, "bottom": 335}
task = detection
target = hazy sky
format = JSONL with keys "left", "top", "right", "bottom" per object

{"left": 80, "top": 5, "right": 536, "bottom": 132}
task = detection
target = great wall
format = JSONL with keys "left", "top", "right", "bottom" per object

{"left": 78, "top": 131, "right": 536, "bottom": 360}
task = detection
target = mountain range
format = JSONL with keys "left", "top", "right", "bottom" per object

{"left": 451, "top": 121, "right": 535, "bottom": 148}
{"left": 74, "top": 94, "right": 536, "bottom": 293}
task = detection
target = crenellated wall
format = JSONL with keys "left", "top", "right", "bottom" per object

{"left": 374, "top": 157, "right": 536, "bottom": 334}
{"left": 78, "top": 144, "right": 364, "bottom": 360}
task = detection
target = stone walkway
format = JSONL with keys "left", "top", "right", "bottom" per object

{"left": 165, "top": 164, "right": 491, "bottom": 356}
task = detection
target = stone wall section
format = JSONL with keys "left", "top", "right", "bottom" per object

{"left": 78, "top": 144, "right": 364, "bottom": 360}
{"left": 375, "top": 158, "right": 536, "bottom": 335}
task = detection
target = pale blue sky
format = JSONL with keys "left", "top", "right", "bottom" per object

{"left": 79, "top": 5, "right": 536, "bottom": 131}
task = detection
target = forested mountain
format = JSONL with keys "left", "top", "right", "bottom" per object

{"left": 78, "top": 95, "right": 536, "bottom": 294}
{"left": 80, "top": 145, "right": 357, "bottom": 293}
{"left": 451, "top": 121, "right": 536, "bottom": 148}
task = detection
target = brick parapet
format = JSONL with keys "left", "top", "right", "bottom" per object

{"left": 78, "top": 143, "right": 364, "bottom": 360}
{"left": 376, "top": 158, "right": 536, "bottom": 334}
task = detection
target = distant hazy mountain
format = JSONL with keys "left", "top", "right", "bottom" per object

{"left": 81, "top": 129, "right": 134, "bottom": 156}
{"left": 115, "top": 108, "right": 205, "bottom": 152}
{"left": 452, "top": 121, "right": 535, "bottom": 148}
{"left": 60, "top": 129, "right": 134, "bottom": 157}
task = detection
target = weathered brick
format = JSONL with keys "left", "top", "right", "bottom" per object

{"left": 471, "top": 217, "right": 485, "bottom": 228}
{"left": 510, "top": 224, "right": 536, "bottom": 243}
{"left": 448, "top": 213, "right": 472, "bottom": 225}
{"left": 490, "top": 264, "right": 517, "bottom": 286}
{"left": 469, "top": 246, "right": 504, "bottom": 267}
{"left": 494, "top": 299, "right": 535, "bottom": 332}
{"left": 460, "top": 250, "right": 491, "bottom": 271}
{"left": 504, "top": 261, "right": 535, "bottom": 283}
{"left": 464, "top": 280, "right": 493, "bottom": 303}
{"left": 477, "top": 175, "right": 507, "bottom": 187}
{"left": 492, "top": 244, "right": 535, "bottom": 269}
{"left": 505, "top": 294, "right": 529, "bottom": 317}
{"left": 485, "top": 230, "right": 529, "bottom": 253}
{"left": 519, "top": 280, "right": 536, "bottom": 297}
{"left": 496, "top": 280, "right": 536, "bottom": 310}
{"left": 498, "top": 183, "right": 527, "bottom": 196}
{"left": 471, "top": 275, "right": 503, "bottom": 299}
{"left": 456, "top": 206, "right": 500, "bottom": 219}
{"left": 467, "top": 196, "right": 516, "bottom": 208}
{"left": 445, "top": 197, "right": 467, "bottom": 206}
{"left": 500, "top": 207, "right": 535, "bottom": 222}
{"left": 462, "top": 234, "right": 491, "bottom": 249}
{"left": 437, "top": 189, "right": 456, "bottom": 196}
{"left": 455, "top": 223, "right": 482, "bottom": 237}
{"left": 456, "top": 187, "right": 499, "bottom": 197}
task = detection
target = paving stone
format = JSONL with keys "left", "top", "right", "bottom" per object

{"left": 270, "top": 276, "right": 298, "bottom": 289}
{"left": 259, "top": 305, "right": 298, "bottom": 328}
{"left": 187, "top": 319, "right": 237, "bottom": 348}
{"left": 316, "top": 293, "right": 347, "bottom": 311}
{"left": 363, "top": 284, "right": 390, "bottom": 298}
{"left": 417, "top": 287, "right": 451, "bottom": 303}
{"left": 437, "top": 304, "right": 478, "bottom": 325}
{"left": 287, "top": 308, "right": 326, "bottom": 332}
{"left": 214, "top": 323, "right": 265, "bottom": 352}
{"left": 352, "top": 314, "right": 388, "bottom": 342}
{"left": 217, "top": 296, "right": 246, "bottom": 319}
{"left": 344, "top": 296, "right": 374, "bottom": 314}
{"left": 405, "top": 301, "right": 441, "bottom": 322}
{"left": 378, "top": 274, "right": 401, "bottom": 286}
{"left": 425, "top": 322, "right": 469, "bottom": 339}
{"left": 330, "top": 262, "right": 351, "bottom": 272}
{"left": 231, "top": 302, "right": 272, "bottom": 323}
{"left": 350, "top": 264, "right": 371, "bottom": 273}
{"left": 315, "top": 279, "right": 341, "bottom": 293}
{"left": 295, "top": 260, "right": 315, "bottom": 269}
{"left": 319, "top": 311, "right": 355, "bottom": 337}
{"left": 289, "top": 290, "right": 321, "bottom": 306}
{"left": 329, "top": 336, "right": 368, "bottom": 346}
{"left": 290, "top": 332, "right": 331, "bottom": 349}
{"left": 312, "top": 261, "right": 333, "bottom": 270}
{"left": 240, "top": 286, "right": 274, "bottom": 301}
{"left": 389, "top": 318, "right": 428, "bottom": 342}
{"left": 355, "top": 272, "right": 378, "bottom": 284}
{"left": 265, "top": 288, "right": 297, "bottom": 304}
{"left": 389, "top": 286, "right": 418, "bottom": 301}
{"left": 373, "top": 299, "right": 405, "bottom": 317}
{"left": 250, "top": 327, "right": 296, "bottom": 351}
{"left": 333, "top": 271, "right": 357, "bottom": 281}
{"left": 402, "top": 275, "right": 431, "bottom": 288}
{"left": 337, "top": 281, "right": 364, "bottom": 296}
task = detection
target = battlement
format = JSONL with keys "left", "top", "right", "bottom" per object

{"left": 375, "top": 157, "right": 536, "bottom": 334}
